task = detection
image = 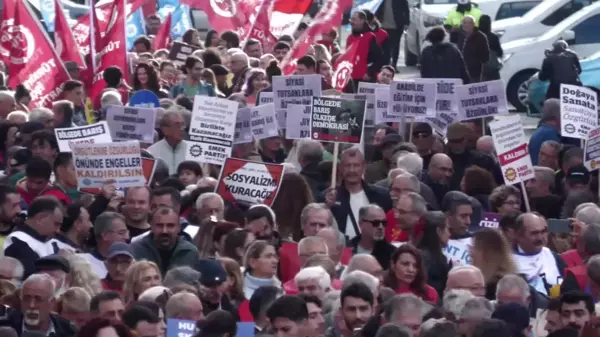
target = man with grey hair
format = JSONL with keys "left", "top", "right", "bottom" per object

{"left": 443, "top": 288, "right": 474, "bottom": 320}
{"left": 100, "top": 90, "right": 122, "bottom": 109}
{"left": 52, "top": 100, "right": 76, "bottom": 128}
{"left": 529, "top": 98, "right": 562, "bottom": 166}
{"left": 298, "top": 236, "right": 328, "bottom": 266}
{"left": 391, "top": 192, "right": 427, "bottom": 245}
{"left": 458, "top": 297, "right": 494, "bottom": 337}
{"left": 396, "top": 152, "right": 423, "bottom": 179}
{"left": 445, "top": 265, "right": 485, "bottom": 297}
{"left": 316, "top": 227, "right": 347, "bottom": 276}
{"left": 6, "top": 110, "right": 27, "bottom": 124}
{"left": 380, "top": 166, "right": 439, "bottom": 209}
{"left": 495, "top": 274, "right": 530, "bottom": 306}
{"left": 297, "top": 139, "right": 326, "bottom": 197}
{"left": 195, "top": 192, "right": 225, "bottom": 222}
{"left": 576, "top": 205, "right": 600, "bottom": 227}
{"left": 0, "top": 90, "right": 15, "bottom": 119}
{"left": 383, "top": 294, "right": 425, "bottom": 337}
{"left": 341, "top": 253, "right": 383, "bottom": 283}
{"left": 83, "top": 211, "right": 129, "bottom": 279}
{"left": 322, "top": 147, "right": 392, "bottom": 241}
{"left": 476, "top": 136, "right": 495, "bottom": 156}
{"left": 230, "top": 52, "right": 250, "bottom": 92}
{"left": 301, "top": 203, "right": 334, "bottom": 237}
{"left": 352, "top": 204, "right": 395, "bottom": 269}
{"left": 538, "top": 140, "right": 561, "bottom": 170}
{"left": 526, "top": 166, "right": 562, "bottom": 219}
{"left": 342, "top": 270, "right": 380, "bottom": 297}
{"left": 29, "top": 107, "right": 55, "bottom": 128}
{"left": 389, "top": 172, "right": 421, "bottom": 200}
{"left": 0, "top": 256, "right": 24, "bottom": 283}
{"left": 165, "top": 292, "right": 204, "bottom": 322}
{"left": 562, "top": 224, "right": 600, "bottom": 293}
{"left": 148, "top": 110, "right": 187, "bottom": 174}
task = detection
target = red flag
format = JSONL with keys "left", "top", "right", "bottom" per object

{"left": 89, "top": 0, "right": 128, "bottom": 102}
{"left": 332, "top": 42, "right": 359, "bottom": 91}
{"left": 7, "top": 0, "right": 70, "bottom": 107}
{"left": 181, "top": 0, "right": 261, "bottom": 35}
{"left": 54, "top": 0, "right": 86, "bottom": 68}
{"left": 280, "top": 0, "right": 352, "bottom": 74}
{"left": 243, "top": 0, "right": 278, "bottom": 53}
{"left": 152, "top": 12, "right": 172, "bottom": 51}
{"left": 0, "top": 0, "right": 17, "bottom": 66}
{"left": 269, "top": 0, "right": 312, "bottom": 36}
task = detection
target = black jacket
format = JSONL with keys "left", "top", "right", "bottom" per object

{"left": 447, "top": 150, "right": 502, "bottom": 191}
{"left": 300, "top": 163, "right": 328, "bottom": 199}
{"left": 318, "top": 181, "right": 392, "bottom": 238}
{"left": 420, "top": 172, "right": 451, "bottom": 207}
{"left": 458, "top": 30, "right": 490, "bottom": 83}
{"left": 3, "top": 225, "right": 51, "bottom": 279}
{"left": 0, "top": 311, "right": 76, "bottom": 337}
{"left": 420, "top": 42, "right": 470, "bottom": 85}
{"left": 375, "top": 0, "right": 410, "bottom": 28}
{"left": 350, "top": 237, "right": 396, "bottom": 270}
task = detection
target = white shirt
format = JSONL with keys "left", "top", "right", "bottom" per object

{"left": 82, "top": 252, "right": 108, "bottom": 279}
{"left": 345, "top": 190, "right": 369, "bottom": 240}
{"left": 147, "top": 139, "right": 187, "bottom": 174}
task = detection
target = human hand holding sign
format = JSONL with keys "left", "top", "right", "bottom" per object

{"left": 101, "top": 180, "right": 118, "bottom": 200}
{"left": 324, "top": 187, "right": 337, "bottom": 208}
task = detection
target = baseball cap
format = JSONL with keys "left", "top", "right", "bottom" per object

{"left": 379, "top": 133, "right": 403, "bottom": 150}
{"left": 106, "top": 242, "right": 134, "bottom": 260}
{"left": 35, "top": 255, "right": 70, "bottom": 274}
{"left": 9, "top": 147, "right": 31, "bottom": 168}
{"left": 412, "top": 122, "right": 433, "bottom": 136}
{"left": 566, "top": 164, "right": 590, "bottom": 185}
{"left": 194, "top": 259, "right": 227, "bottom": 287}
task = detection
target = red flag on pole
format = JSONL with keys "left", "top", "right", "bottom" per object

{"left": 54, "top": 0, "right": 86, "bottom": 68}
{"left": 0, "top": 0, "right": 17, "bottom": 66}
{"left": 6, "top": 0, "right": 71, "bottom": 108}
{"left": 180, "top": 0, "right": 261, "bottom": 35}
{"left": 332, "top": 42, "right": 359, "bottom": 91}
{"left": 243, "top": 0, "right": 278, "bottom": 53}
{"left": 152, "top": 12, "right": 172, "bottom": 51}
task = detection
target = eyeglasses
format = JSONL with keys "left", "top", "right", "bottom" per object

{"left": 362, "top": 219, "right": 387, "bottom": 227}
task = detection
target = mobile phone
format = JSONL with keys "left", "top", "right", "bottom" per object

{"left": 548, "top": 219, "right": 571, "bottom": 233}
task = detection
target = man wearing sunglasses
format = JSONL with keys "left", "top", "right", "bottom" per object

{"left": 350, "top": 205, "right": 395, "bottom": 270}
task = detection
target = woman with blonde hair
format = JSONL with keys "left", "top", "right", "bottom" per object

{"left": 313, "top": 44, "right": 332, "bottom": 63}
{"left": 66, "top": 254, "right": 103, "bottom": 297}
{"left": 201, "top": 68, "right": 226, "bottom": 98}
{"left": 122, "top": 261, "right": 162, "bottom": 304}
{"left": 218, "top": 257, "right": 245, "bottom": 306}
{"left": 194, "top": 217, "right": 218, "bottom": 258}
{"left": 470, "top": 228, "right": 517, "bottom": 300}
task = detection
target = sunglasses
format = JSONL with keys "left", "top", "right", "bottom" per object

{"left": 363, "top": 219, "right": 388, "bottom": 227}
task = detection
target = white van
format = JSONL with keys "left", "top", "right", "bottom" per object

{"left": 493, "top": 0, "right": 598, "bottom": 43}
{"left": 404, "top": 0, "right": 541, "bottom": 65}
{"left": 500, "top": 1, "right": 600, "bottom": 110}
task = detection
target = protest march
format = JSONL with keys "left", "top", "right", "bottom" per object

{"left": 0, "top": 0, "right": 600, "bottom": 337}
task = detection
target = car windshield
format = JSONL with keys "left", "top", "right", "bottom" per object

{"left": 424, "top": 0, "right": 458, "bottom": 5}
{"left": 523, "top": 0, "right": 563, "bottom": 20}
{"left": 538, "top": 4, "right": 593, "bottom": 39}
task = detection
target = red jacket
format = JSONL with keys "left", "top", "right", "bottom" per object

{"left": 346, "top": 32, "right": 377, "bottom": 80}
{"left": 565, "top": 264, "right": 587, "bottom": 290}
{"left": 395, "top": 284, "right": 439, "bottom": 304}
{"left": 384, "top": 210, "right": 425, "bottom": 244}
{"left": 562, "top": 249, "right": 584, "bottom": 269}
{"left": 372, "top": 28, "right": 389, "bottom": 47}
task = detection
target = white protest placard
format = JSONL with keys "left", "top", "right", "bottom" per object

{"left": 186, "top": 96, "right": 238, "bottom": 165}
{"left": 418, "top": 78, "right": 462, "bottom": 136}
{"left": 489, "top": 115, "right": 535, "bottom": 185}
{"left": 584, "top": 126, "right": 600, "bottom": 171}
{"left": 105, "top": 106, "right": 157, "bottom": 143}
{"left": 234, "top": 108, "right": 253, "bottom": 144}
{"left": 258, "top": 91, "right": 274, "bottom": 105}
{"left": 374, "top": 88, "right": 398, "bottom": 124}
{"left": 390, "top": 79, "right": 437, "bottom": 118}
{"left": 216, "top": 158, "right": 285, "bottom": 206}
{"left": 72, "top": 141, "right": 145, "bottom": 188}
{"left": 456, "top": 79, "right": 508, "bottom": 121}
{"left": 341, "top": 93, "right": 374, "bottom": 128}
{"left": 286, "top": 104, "right": 311, "bottom": 139}
{"left": 444, "top": 238, "right": 472, "bottom": 266}
{"left": 55, "top": 122, "right": 113, "bottom": 152}
{"left": 272, "top": 74, "right": 322, "bottom": 110}
{"left": 250, "top": 103, "right": 279, "bottom": 140}
{"left": 560, "top": 84, "right": 598, "bottom": 139}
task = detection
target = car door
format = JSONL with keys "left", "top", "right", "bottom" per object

{"left": 568, "top": 13, "right": 600, "bottom": 58}
{"left": 541, "top": 0, "right": 598, "bottom": 26}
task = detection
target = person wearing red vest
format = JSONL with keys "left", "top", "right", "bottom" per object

{"left": 364, "top": 10, "right": 391, "bottom": 66}
{"left": 345, "top": 10, "right": 384, "bottom": 92}
{"left": 561, "top": 224, "right": 600, "bottom": 295}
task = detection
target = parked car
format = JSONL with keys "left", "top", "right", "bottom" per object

{"left": 500, "top": 1, "right": 600, "bottom": 111}
{"left": 493, "top": 0, "right": 599, "bottom": 43}
{"left": 526, "top": 50, "right": 600, "bottom": 116}
{"left": 404, "top": 0, "right": 540, "bottom": 66}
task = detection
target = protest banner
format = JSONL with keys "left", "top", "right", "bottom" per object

{"left": 390, "top": 80, "right": 437, "bottom": 118}
{"left": 374, "top": 88, "right": 397, "bottom": 125}
{"left": 234, "top": 108, "right": 253, "bottom": 144}
{"left": 250, "top": 103, "right": 279, "bottom": 140}
{"left": 341, "top": 93, "right": 375, "bottom": 129}
{"left": 54, "top": 122, "right": 113, "bottom": 152}
{"left": 236, "top": 322, "right": 256, "bottom": 337}
{"left": 166, "top": 318, "right": 196, "bottom": 337}
{"left": 310, "top": 96, "right": 366, "bottom": 144}
{"left": 168, "top": 41, "right": 199, "bottom": 64}
{"left": 444, "top": 238, "right": 472, "bottom": 266}
{"left": 479, "top": 212, "right": 501, "bottom": 228}
{"left": 216, "top": 158, "right": 285, "bottom": 207}
{"left": 79, "top": 157, "right": 157, "bottom": 194}
{"left": 186, "top": 96, "right": 238, "bottom": 165}
{"left": 286, "top": 104, "right": 311, "bottom": 139}
{"left": 72, "top": 141, "right": 145, "bottom": 189}
{"left": 129, "top": 89, "right": 160, "bottom": 108}
{"left": 489, "top": 115, "right": 534, "bottom": 211}
{"left": 584, "top": 126, "right": 600, "bottom": 171}
{"left": 272, "top": 74, "right": 322, "bottom": 109}
{"left": 258, "top": 92, "right": 274, "bottom": 105}
{"left": 105, "top": 106, "right": 157, "bottom": 143}
{"left": 560, "top": 84, "right": 598, "bottom": 140}
{"left": 418, "top": 78, "right": 462, "bottom": 136}
{"left": 456, "top": 80, "right": 508, "bottom": 121}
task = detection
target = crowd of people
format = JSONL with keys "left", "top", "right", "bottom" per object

{"left": 0, "top": 1, "right": 595, "bottom": 337}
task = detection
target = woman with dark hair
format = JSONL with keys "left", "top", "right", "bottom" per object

{"left": 384, "top": 244, "right": 438, "bottom": 303}
{"left": 489, "top": 185, "right": 522, "bottom": 215}
{"left": 77, "top": 318, "right": 132, "bottom": 337}
{"left": 242, "top": 68, "right": 269, "bottom": 106}
{"left": 363, "top": 9, "right": 390, "bottom": 65}
{"left": 479, "top": 15, "right": 503, "bottom": 81}
{"left": 0, "top": 122, "right": 19, "bottom": 170}
{"left": 420, "top": 26, "right": 470, "bottom": 84}
{"left": 205, "top": 30, "right": 220, "bottom": 48}
{"left": 223, "top": 229, "right": 256, "bottom": 265}
{"left": 132, "top": 63, "right": 161, "bottom": 96}
{"left": 417, "top": 211, "right": 452, "bottom": 295}
{"left": 271, "top": 172, "right": 315, "bottom": 241}
{"left": 202, "top": 49, "right": 223, "bottom": 69}
{"left": 461, "top": 165, "right": 496, "bottom": 211}
{"left": 14, "top": 85, "right": 31, "bottom": 112}
{"left": 182, "top": 28, "right": 203, "bottom": 48}
{"left": 201, "top": 68, "right": 226, "bottom": 98}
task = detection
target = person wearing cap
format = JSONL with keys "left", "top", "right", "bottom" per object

{"left": 564, "top": 165, "right": 590, "bottom": 194}
{"left": 0, "top": 147, "right": 30, "bottom": 183}
{"left": 365, "top": 133, "right": 402, "bottom": 184}
{"left": 64, "top": 61, "right": 82, "bottom": 80}
{"left": 410, "top": 122, "right": 436, "bottom": 169}
{"left": 194, "top": 259, "right": 237, "bottom": 317}
{"left": 34, "top": 254, "right": 72, "bottom": 297}
{"left": 102, "top": 242, "right": 135, "bottom": 292}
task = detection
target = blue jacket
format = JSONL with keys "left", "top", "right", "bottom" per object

{"left": 170, "top": 81, "right": 216, "bottom": 98}
{"left": 528, "top": 125, "right": 561, "bottom": 165}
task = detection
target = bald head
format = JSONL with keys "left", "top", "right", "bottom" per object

{"left": 230, "top": 52, "right": 249, "bottom": 73}
{"left": 6, "top": 111, "right": 27, "bottom": 124}
{"left": 316, "top": 227, "right": 344, "bottom": 263}
{"left": 446, "top": 266, "right": 485, "bottom": 297}
{"left": 165, "top": 292, "right": 204, "bottom": 322}
{"left": 345, "top": 254, "right": 384, "bottom": 283}
{"left": 476, "top": 136, "right": 494, "bottom": 154}
{"left": 428, "top": 153, "right": 453, "bottom": 184}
